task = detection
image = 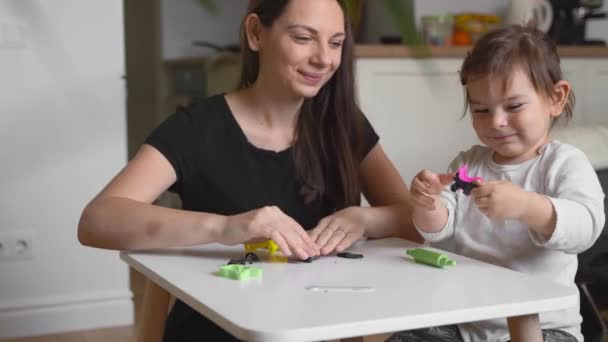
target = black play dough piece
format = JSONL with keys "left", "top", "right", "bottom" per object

{"left": 244, "top": 252, "right": 260, "bottom": 262}
{"left": 301, "top": 255, "right": 320, "bottom": 263}
{"left": 337, "top": 252, "right": 364, "bottom": 259}
{"left": 227, "top": 258, "right": 246, "bottom": 265}
{"left": 227, "top": 252, "right": 260, "bottom": 265}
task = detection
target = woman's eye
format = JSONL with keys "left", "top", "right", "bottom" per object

{"left": 294, "top": 36, "right": 312, "bottom": 43}
{"left": 329, "top": 41, "right": 343, "bottom": 48}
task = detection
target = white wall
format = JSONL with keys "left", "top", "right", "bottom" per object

{"left": 0, "top": 1, "right": 132, "bottom": 338}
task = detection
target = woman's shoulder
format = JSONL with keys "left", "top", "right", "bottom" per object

{"left": 155, "top": 94, "right": 235, "bottom": 138}
{"left": 146, "top": 94, "right": 234, "bottom": 146}
{"left": 173, "top": 94, "right": 230, "bottom": 122}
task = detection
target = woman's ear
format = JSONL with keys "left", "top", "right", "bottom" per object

{"left": 244, "top": 14, "right": 262, "bottom": 52}
{"left": 549, "top": 80, "right": 571, "bottom": 118}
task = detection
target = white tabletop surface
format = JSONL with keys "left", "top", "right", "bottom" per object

{"left": 121, "top": 238, "right": 578, "bottom": 342}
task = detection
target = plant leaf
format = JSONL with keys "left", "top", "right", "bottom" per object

{"left": 382, "top": 0, "right": 430, "bottom": 58}
{"left": 342, "top": 0, "right": 354, "bottom": 18}
{"left": 196, "top": 0, "right": 218, "bottom": 14}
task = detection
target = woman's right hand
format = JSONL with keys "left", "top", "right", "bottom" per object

{"left": 409, "top": 169, "right": 454, "bottom": 211}
{"left": 219, "top": 206, "right": 320, "bottom": 260}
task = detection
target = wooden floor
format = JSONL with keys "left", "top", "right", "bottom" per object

{"left": 0, "top": 326, "right": 135, "bottom": 342}
{"left": 2, "top": 311, "right": 607, "bottom": 342}
{"left": 0, "top": 269, "right": 146, "bottom": 342}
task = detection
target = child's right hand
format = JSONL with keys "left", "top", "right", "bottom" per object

{"left": 410, "top": 169, "right": 455, "bottom": 211}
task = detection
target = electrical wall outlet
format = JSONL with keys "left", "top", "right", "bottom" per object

{"left": 0, "top": 237, "right": 9, "bottom": 260}
{"left": 0, "top": 230, "right": 34, "bottom": 261}
{"left": 0, "top": 21, "right": 27, "bottom": 49}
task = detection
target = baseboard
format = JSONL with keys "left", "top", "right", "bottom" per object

{"left": 0, "top": 290, "right": 134, "bottom": 339}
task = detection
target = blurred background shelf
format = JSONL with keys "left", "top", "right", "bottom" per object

{"left": 354, "top": 44, "right": 608, "bottom": 58}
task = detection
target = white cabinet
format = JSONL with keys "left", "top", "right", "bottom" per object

{"left": 356, "top": 58, "right": 478, "bottom": 183}
{"left": 562, "top": 59, "right": 608, "bottom": 124}
{"left": 356, "top": 58, "right": 608, "bottom": 183}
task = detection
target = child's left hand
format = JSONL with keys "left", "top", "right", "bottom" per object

{"left": 470, "top": 181, "right": 530, "bottom": 220}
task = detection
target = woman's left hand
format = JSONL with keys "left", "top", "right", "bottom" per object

{"left": 309, "top": 207, "right": 367, "bottom": 255}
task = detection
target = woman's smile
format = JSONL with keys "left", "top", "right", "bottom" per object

{"left": 298, "top": 70, "right": 324, "bottom": 85}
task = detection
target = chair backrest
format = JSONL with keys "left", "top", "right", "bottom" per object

{"left": 578, "top": 167, "right": 608, "bottom": 276}
{"left": 577, "top": 169, "right": 608, "bottom": 342}
{"left": 556, "top": 125, "right": 608, "bottom": 341}
{"left": 597, "top": 168, "right": 608, "bottom": 236}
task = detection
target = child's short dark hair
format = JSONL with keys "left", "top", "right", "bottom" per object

{"left": 460, "top": 25, "right": 575, "bottom": 124}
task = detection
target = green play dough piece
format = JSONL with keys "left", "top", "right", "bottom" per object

{"left": 406, "top": 248, "right": 456, "bottom": 268}
{"left": 218, "top": 264, "right": 263, "bottom": 280}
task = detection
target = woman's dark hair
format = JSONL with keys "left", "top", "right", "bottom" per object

{"left": 460, "top": 25, "right": 575, "bottom": 125}
{"left": 238, "top": 0, "right": 368, "bottom": 209}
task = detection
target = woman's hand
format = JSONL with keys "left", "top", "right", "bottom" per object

{"left": 309, "top": 207, "right": 367, "bottom": 255}
{"left": 219, "top": 206, "right": 319, "bottom": 260}
{"left": 409, "top": 169, "right": 454, "bottom": 210}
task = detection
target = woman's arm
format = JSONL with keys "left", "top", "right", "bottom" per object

{"left": 309, "top": 143, "right": 422, "bottom": 254}
{"left": 78, "top": 144, "right": 226, "bottom": 250}
{"left": 310, "top": 144, "right": 422, "bottom": 254}
{"left": 78, "top": 145, "right": 319, "bottom": 258}
{"left": 358, "top": 144, "right": 422, "bottom": 242}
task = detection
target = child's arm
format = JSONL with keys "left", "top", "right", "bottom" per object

{"left": 519, "top": 192, "right": 557, "bottom": 240}
{"left": 538, "top": 146, "right": 605, "bottom": 253}
{"left": 471, "top": 181, "right": 556, "bottom": 239}
{"left": 409, "top": 169, "right": 454, "bottom": 233}
{"left": 471, "top": 145, "right": 605, "bottom": 253}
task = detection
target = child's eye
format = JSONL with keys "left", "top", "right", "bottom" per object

{"left": 472, "top": 108, "right": 489, "bottom": 114}
{"left": 507, "top": 104, "right": 523, "bottom": 111}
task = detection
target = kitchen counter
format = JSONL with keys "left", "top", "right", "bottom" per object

{"left": 163, "top": 45, "right": 608, "bottom": 114}
{"left": 165, "top": 45, "right": 608, "bottom": 66}
{"left": 355, "top": 44, "right": 608, "bottom": 58}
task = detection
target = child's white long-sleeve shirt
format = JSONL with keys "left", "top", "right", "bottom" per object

{"left": 418, "top": 140, "right": 605, "bottom": 342}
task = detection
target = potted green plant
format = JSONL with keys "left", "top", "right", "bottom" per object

{"left": 195, "top": 0, "right": 423, "bottom": 49}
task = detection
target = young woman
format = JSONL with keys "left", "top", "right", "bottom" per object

{"left": 78, "top": 0, "right": 420, "bottom": 340}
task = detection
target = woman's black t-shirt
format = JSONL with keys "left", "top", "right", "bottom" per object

{"left": 146, "top": 94, "right": 379, "bottom": 230}
{"left": 144, "top": 94, "right": 379, "bottom": 341}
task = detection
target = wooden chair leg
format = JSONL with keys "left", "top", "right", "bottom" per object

{"left": 364, "top": 333, "right": 393, "bottom": 342}
{"left": 137, "top": 279, "right": 171, "bottom": 342}
{"left": 507, "top": 314, "right": 543, "bottom": 342}
{"left": 334, "top": 332, "right": 392, "bottom": 342}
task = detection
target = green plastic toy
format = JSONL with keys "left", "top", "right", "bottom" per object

{"left": 406, "top": 248, "right": 456, "bottom": 268}
{"left": 218, "top": 264, "right": 263, "bottom": 280}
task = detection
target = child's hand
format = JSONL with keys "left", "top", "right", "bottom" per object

{"left": 471, "top": 181, "right": 530, "bottom": 220}
{"left": 410, "top": 169, "right": 454, "bottom": 211}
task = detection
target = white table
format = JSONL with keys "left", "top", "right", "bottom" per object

{"left": 121, "top": 238, "right": 578, "bottom": 342}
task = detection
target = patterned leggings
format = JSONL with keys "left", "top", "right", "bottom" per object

{"left": 386, "top": 325, "right": 578, "bottom": 342}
